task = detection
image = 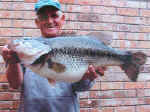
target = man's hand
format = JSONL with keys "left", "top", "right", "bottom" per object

{"left": 2, "top": 46, "right": 20, "bottom": 64}
{"left": 82, "top": 65, "right": 107, "bottom": 81}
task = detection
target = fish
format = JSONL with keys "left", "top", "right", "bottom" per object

{"left": 7, "top": 35, "right": 147, "bottom": 83}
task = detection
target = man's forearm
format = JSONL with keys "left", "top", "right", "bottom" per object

{"left": 6, "top": 63, "right": 24, "bottom": 89}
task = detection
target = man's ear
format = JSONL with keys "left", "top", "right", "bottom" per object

{"left": 61, "top": 14, "right": 65, "bottom": 23}
{"left": 35, "top": 19, "right": 40, "bottom": 28}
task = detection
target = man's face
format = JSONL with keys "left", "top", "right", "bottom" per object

{"left": 35, "top": 7, "right": 65, "bottom": 38}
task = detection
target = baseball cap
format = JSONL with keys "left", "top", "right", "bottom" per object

{"left": 35, "top": 0, "right": 61, "bottom": 12}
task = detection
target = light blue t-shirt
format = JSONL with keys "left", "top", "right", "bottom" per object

{"left": 18, "top": 68, "right": 95, "bottom": 112}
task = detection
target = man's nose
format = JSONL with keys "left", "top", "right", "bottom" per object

{"left": 47, "top": 16, "right": 54, "bottom": 23}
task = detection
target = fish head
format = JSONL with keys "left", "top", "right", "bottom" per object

{"left": 7, "top": 38, "right": 51, "bottom": 66}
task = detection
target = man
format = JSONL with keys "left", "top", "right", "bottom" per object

{"left": 2, "top": 0, "right": 106, "bottom": 112}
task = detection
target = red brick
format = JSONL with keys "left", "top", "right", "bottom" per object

{"left": 92, "top": 23, "right": 117, "bottom": 31}
{"left": 124, "top": 82, "right": 146, "bottom": 89}
{"left": 122, "top": 98, "right": 145, "bottom": 106}
{"left": 12, "top": 0, "right": 24, "bottom": 1}
{"left": 66, "top": 5, "right": 92, "bottom": 13}
{"left": 99, "top": 0, "right": 126, "bottom": 7}
{"left": 0, "top": 11, "right": 23, "bottom": 19}
{"left": 114, "top": 106, "right": 135, "bottom": 112}
{"left": 63, "top": 21, "right": 79, "bottom": 30}
{"left": 76, "top": 30, "right": 90, "bottom": 35}
{"left": 144, "top": 97, "right": 150, "bottom": 105}
{"left": 117, "top": 8, "right": 139, "bottom": 16}
{"left": 12, "top": 20, "right": 36, "bottom": 28}
{"left": 23, "top": 29, "right": 40, "bottom": 37}
{"left": 80, "top": 108, "right": 89, "bottom": 112}
{"left": 77, "top": 0, "right": 100, "bottom": 5}
{"left": 63, "top": 22, "right": 91, "bottom": 30}
{"left": 24, "top": 0, "right": 37, "bottom": 3}
{"left": 126, "top": 1, "right": 146, "bottom": 8}
{"left": 117, "top": 24, "right": 130, "bottom": 32}
{"left": 11, "top": 11, "right": 24, "bottom": 19}
{"left": 101, "top": 82, "right": 124, "bottom": 90}
{"left": 140, "top": 9, "right": 150, "bottom": 17}
{"left": 97, "top": 90, "right": 136, "bottom": 99}
{"left": 0, "top": 19, "right": 11, "bottom": 28}
{"left": 0, "top": 101, "right": 13, "bottom": 109}
{"left": 78, "top": 14, "right": 101, "bottom": 22}
{"left": 89, "top": 91, "right": 100, "bottom": 99}
{"left": 80, "top": 99, "right": 100, "bottom": 108}
{"left": 10, "top": 110, "right": 17, "bottom": 112}
{"left": 0, "top": 37, "right": 11, "bottom": 46}
{"left": 0, "top": 28, "right": 23, "bottom": 37}
{"left": 111, "top": 40, "right": 126, "bottom": 48}
{"left": 0, "top": 75, "right": 8, "bottom": 82}
{"left": 11, "top": 20, "right": 24, "bottom": 28}
{"left": 137, "top": 41, "right": 150, "bottom": 49}
{"left": 24, "top": 3, "right": 35, "bottom": 10}
{"left": 89, "top": 108, "right": 100, "bottom": 112}
{"left": 129, "top": 25, "right": 141, "bottom": 33}
{"left": 137, "top": 88, "right": 146, "bottom": 97}
{"left": 12, "top": 101, "right": 19, "bottom": 109}
{"left": 113, "top": 32, "right": 126, "bottom": 40}
{"left": 145, "top": 82, "right": 150, "bottom": 88}
{"left": 139, "top": 26, "right": 150, "bottom": 33}
{"left": 23, "top": 11, "right": 36, "bottom": 19}
{"left": 99, "top": 107, "right": 114, "bottom": 112}
{"left": 0, "top": 110, "right": 9, "bottom": 112}
{"left": 65, "top": 13, "right": 77, "bottom": 21}
{"left": 101, "top": 15, "right": 124, "bottom": 23}
{"left": 100, "top": 98, "right": 122, "bottom": 107}
{"left": 123, "top": 16, "right": 146, "bottom": 25}
{"left": 126, "top": 33, "right": 147, "bottom": 41}
{"left": 59, "top": 0, "right": 74, "bottom": 4}
{"left": 92, "top": 6, "right": 116, "bottom": 15}
{"left": 80, "top": 100, "right": 90, "bottom": 108}
{"left": 0, "top": 2, "right": 12, "bottom": 10}
{"left": 0, "top": 92, "right": 14, "bottom": 100}
{"left": 136, "top": 105, "right": 150, "bottom": 112}
{"left": 0, "top": 11, "right": 11, "bottom": 18}
{"left": 77, "top": 22, "right": 91, "bottom": 30}
{"left": 113, "top": 90, "right": 136, "bottom": 98}
{"left": 12, "top": 2, "right": 24, "bottom": 10}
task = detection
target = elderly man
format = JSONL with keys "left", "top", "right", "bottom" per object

{"left": 1, "top": 0, "right": 107, "bottom": 112}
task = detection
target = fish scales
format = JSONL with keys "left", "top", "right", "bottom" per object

{"left": 48, "top": 47, "right": 127, "bottom": 66}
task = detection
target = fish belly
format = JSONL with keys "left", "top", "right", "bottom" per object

{"left": 29, "top": 62, "right": 89, "bottom": 83}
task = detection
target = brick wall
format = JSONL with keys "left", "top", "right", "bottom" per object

{"left": 0, "top": 0, "right": 150, "bottom": 112}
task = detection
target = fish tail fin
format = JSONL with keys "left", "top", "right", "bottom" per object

{"left": 121, "top": 52, "right": 147, "bottom": 81}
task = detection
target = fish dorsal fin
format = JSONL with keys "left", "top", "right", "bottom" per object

{"left": 87, "top": 32, "right": 113, "bottom": 45}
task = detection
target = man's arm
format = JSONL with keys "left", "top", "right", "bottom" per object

{"left": 2, "top": 46, "right": 24, "bottom": 89}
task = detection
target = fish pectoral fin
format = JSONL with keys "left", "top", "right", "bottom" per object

{"left": 47, "top": 59, "right": 66, "bottom": 73}
{"left": 47, "top": 78, "right": 56, "bottom": 86}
